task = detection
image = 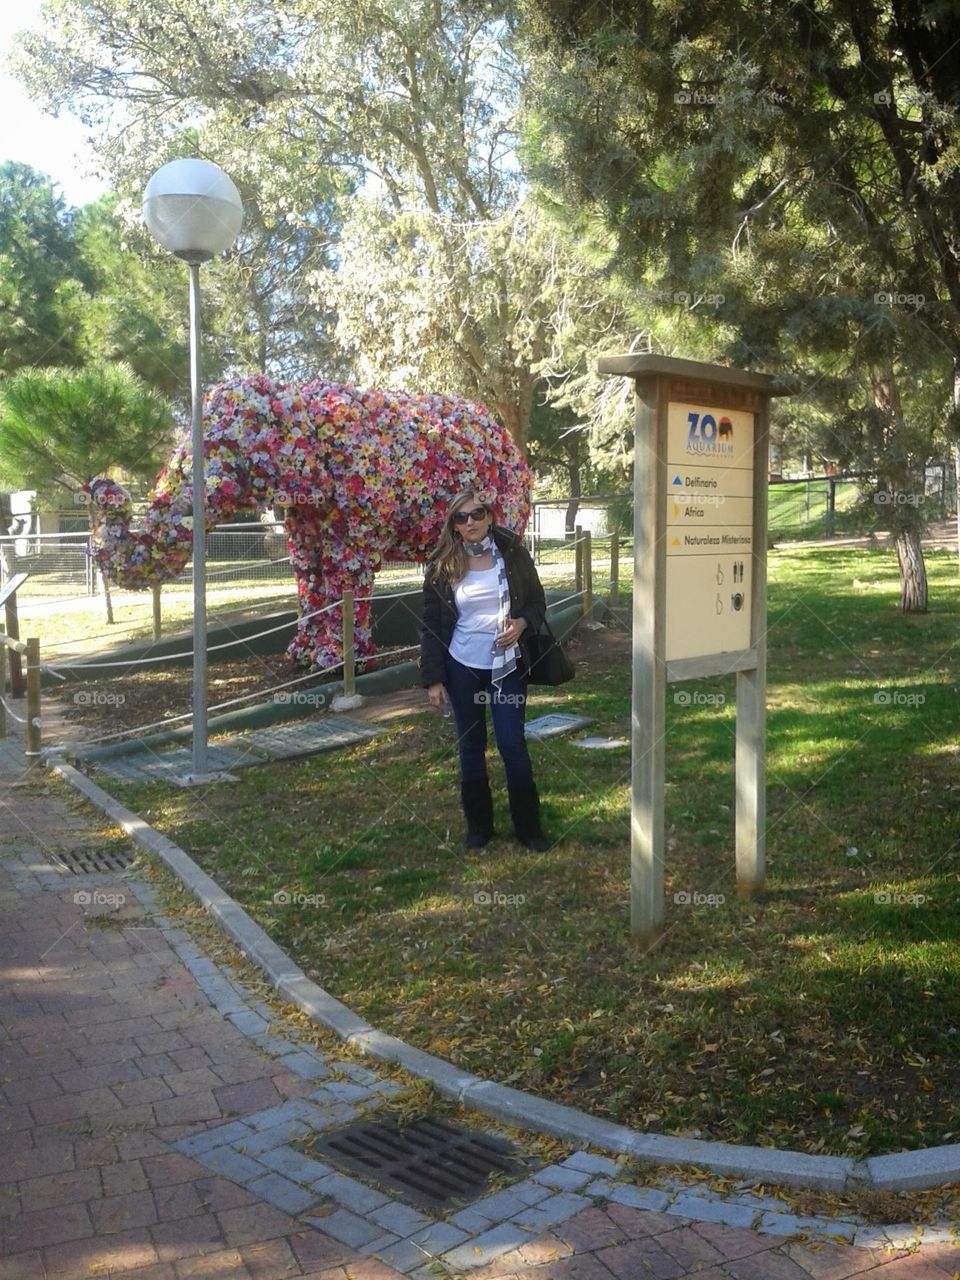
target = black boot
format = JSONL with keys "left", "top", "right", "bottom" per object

{"left": 461, "top": 777, "right": 494, "bottom": 849}
{"left": 508, "top": 783, "right": 550, "bottom": 852}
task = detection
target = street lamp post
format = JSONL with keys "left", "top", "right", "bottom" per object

{"left": 143, "top": 159, "right": 243, "bottom": 783}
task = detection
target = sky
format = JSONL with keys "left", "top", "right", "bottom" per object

{"left": 0, "top": 2, "right": 108, "bottom": 208}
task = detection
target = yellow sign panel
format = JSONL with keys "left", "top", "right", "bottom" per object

{"left": 665, "top": 404, "right": 754, "bottom": 661}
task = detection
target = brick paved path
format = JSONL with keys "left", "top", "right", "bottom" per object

{"left": 1, "top": 721, "right": 959, "bottom": 1278}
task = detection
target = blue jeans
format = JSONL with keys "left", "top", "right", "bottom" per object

{"left": 443, "top": 654, "right": 534, "bottom": 789}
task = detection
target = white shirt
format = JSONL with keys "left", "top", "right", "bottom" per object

{"left": 449, "top": 565, "right": 500, "bottom": 669}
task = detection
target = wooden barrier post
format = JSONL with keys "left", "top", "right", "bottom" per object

{"left": 152, "top": 585, "right": 162, "bottom": 641}
{"left": 583, "top": 530, "right": 593, "bottom": 618}
{"left": 574, "top": 524, "right": 583, "bottom": 598}
{"left": 609, "top": 534, "right": 620, "bottom": 606}
{"left": 25, "top": 637, "right": 41, "bottom": 768}
{"left": 4, "top": 591, "right": 24, "bottom": 698}
{"left": 342, "top": 589, "right": 355, "bottom": 697}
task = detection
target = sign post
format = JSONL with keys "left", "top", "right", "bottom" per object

{"left": 597, "top": 355, "right": 790, "bottom": 945}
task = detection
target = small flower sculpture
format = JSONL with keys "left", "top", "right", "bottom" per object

{"left": 87, "top": 375, "right": 531, "bottom": 671}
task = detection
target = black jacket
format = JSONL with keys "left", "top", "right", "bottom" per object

{"left": 419, "top": 526, "right": 547, "bottom": 687}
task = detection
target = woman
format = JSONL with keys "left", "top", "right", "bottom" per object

{"left": 420, "top": 489, "right": 550, "bottom": 852}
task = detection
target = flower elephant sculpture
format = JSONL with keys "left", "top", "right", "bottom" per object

{"left": 86, "top": 374, "right": 532, "bottom": 670}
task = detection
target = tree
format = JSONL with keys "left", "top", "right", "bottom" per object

{"left": 519, "top": 0, "right": 960, "bottom": 610}
{"left": 321, "top": 195, "right": 639, "bottom": 446}
{"left": 0, "top": 161, "right": 87, "bottom": 374}
{"left": 0, "top": 363, "right": 174, "bottom": 619}
{"left": 72, "top": 196, "right": 194, "bottom": 398}
{"left": 13, "top": 0, "right": 585, "bottom": 442}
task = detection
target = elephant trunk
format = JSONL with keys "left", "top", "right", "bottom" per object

{"left": 85, "top": 477, "right": 195, "bottom": 591}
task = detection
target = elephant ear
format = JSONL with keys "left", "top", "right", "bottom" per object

{"left": 257, "top": 429, "right": 333, "bottom": 511}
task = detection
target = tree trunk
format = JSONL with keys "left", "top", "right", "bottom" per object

{"left": 565, "top": 463, "right": 581, "bottom": 539}
{"left": 871, "top": 364, "right": 929, "bottom": 614}
{"left": 895, "top": 527, "right": 928, "bottom": 613}
{"left": 88, "top": 513, "right": 116, "bottom": 623}
{"left": 100, "top": 567, "right": 115, "bottom": 624}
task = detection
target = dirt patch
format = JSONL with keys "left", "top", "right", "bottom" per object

{"left": 56, "top": 621, "right": 611, "bottom": 742}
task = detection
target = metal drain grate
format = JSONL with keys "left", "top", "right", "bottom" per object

{"left": 52, "top": 847, "right": 135, "bottom": 875}
{"left": 309, "top": 1115, "right": 524, "bottom": 1210}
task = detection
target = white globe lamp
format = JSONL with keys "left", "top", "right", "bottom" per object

{"left": 142, "top": 158, "right": 243, "bottom": 782}
{"left": 142, "top": 158, "right": 243, "bottom": 262}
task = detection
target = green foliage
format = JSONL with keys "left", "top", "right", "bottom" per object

{"left": 519, "top": 2, "right": 960, "bottom": 437}
{"left": 0, "top": 161, "right": 87, "bottom": 374}
{"left": 0, "top": 363, "right": 173, "bottom": 501}
{"left": 72, "top": 196, "right": 192, "bottom": 398}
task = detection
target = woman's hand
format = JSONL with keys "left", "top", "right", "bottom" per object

{"left": 495, "top": 616, "right": 528, "bottom": 648}
{"left": 426, "top": 683, "right": 448, "bottom": 711}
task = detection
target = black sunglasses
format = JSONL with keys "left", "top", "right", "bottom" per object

{"left": 452, "top": 506, "right": 487, "bottom": 525}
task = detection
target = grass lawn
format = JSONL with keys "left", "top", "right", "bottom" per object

{"left": 104, "top": 542, "right": 960, "bottom": 1157}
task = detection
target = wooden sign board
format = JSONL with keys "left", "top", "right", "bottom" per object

{"left": 597, "top": 355, "right": 790, "bottom": 942}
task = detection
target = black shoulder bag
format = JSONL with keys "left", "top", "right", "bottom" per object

{"left": 524, "top": 617, "right": 575, "bottom": 686}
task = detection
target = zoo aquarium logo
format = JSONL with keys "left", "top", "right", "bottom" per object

{"left": 874, "top": 689, "right": 925, "bottom": 707}
{"left": 684, "top": 411, "right": 734, "bottom": 457}
{"left": 74, "top": 889, "right": 125, "bottom": 907}
{"left": 272, "top": 889, "right": 326, "bottom": 907}
{"left": 474, "top": 889, "right": 526, "bottom": 906}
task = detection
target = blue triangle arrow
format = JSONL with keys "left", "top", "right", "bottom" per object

{"left": 672, "top": 475, "right": 683, "bottom": 486}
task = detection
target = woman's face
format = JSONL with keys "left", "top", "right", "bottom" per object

{"left": 452, "top": 500, "right": 492, "bottom": 542}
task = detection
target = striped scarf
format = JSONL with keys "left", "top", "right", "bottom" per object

{"left": 464, "top": 533, "right": 518, "bottom": 690}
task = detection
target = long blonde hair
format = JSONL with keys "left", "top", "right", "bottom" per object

{"left": 426, "top": 489, "right": 496, "bottom": 587}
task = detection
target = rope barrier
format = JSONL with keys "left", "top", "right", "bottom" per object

{"left": 59, "top": 640, "right": 415, "bottom": 752}
{"left": 63, "top": 662, "right": 343, "bottom": 747}
{"left": 51, "top": 599, "right": 344, "bottom": 671}
{"left": 352, "top": 588, "right": 421, "bottom": 603}
{"left": 44, "top": 591, "right": 298, "bottom": 652}
{"left": 0, "top": 696, "right": 26, "bottom": 724}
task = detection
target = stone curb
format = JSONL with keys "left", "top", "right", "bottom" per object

{"left": 47, "top": 757, "right": 960, "bottom": 1194}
